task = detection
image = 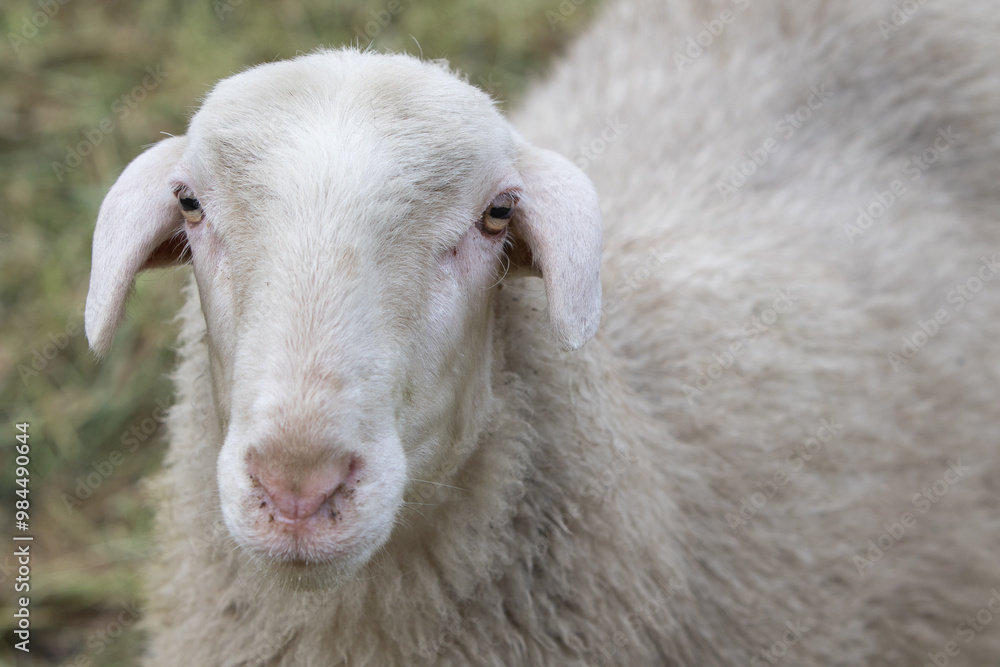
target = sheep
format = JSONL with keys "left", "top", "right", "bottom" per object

{"left": 84, "top": 0, "right": 1000, "bottom": 664}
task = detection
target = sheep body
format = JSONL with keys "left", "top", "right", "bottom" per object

{"left": 101, "top": 0, "right": 1000, "bottom": 665}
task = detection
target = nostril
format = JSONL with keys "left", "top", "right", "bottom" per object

{"left": 263, "top": 480, "right": 330, "bottom": 521}
{"left": 248, "top": 454, "right": 357, "bottom": 523}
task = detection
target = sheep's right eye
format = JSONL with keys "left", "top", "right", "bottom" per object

{"left": 175, "top": 187, "right": 204, "bottom": 224}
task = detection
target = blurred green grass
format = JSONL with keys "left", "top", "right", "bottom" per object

{"left": 0, "top": 0, "right": 597, "bottom": 664}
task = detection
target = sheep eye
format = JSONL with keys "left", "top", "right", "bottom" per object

{"left": 480, "top": 192, "right": 518, "bottom": 235}
{"left": 175, "top": 187, "right": 204, "bottom": 224}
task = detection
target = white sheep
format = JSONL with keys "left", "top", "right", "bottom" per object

{"left": 86, "top": 0, "right": 1000, "bottom": 664}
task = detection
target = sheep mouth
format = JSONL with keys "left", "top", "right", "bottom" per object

{"left": 235, "top": 516, "right": 384, "bottom": 590}
{"left": 226, "top": 482, "right": 402, "bottom": 590}
{"left": 241, "top": 498, "right": 365, "bottom": 562}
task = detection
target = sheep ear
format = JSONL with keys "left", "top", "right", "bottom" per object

{"left": 510, "top": 136, "right": 603, "bottom": 350}
{"left": 85, "top": 136, "right": 190, "bottom": 356}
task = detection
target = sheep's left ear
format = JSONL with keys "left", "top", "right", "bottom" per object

{"left": 509, "top": 134, "right": 603, "bottom": 350}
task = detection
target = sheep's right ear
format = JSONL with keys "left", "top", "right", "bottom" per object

{"left": 85, "top": 136, "right": 189, "bottom": 356}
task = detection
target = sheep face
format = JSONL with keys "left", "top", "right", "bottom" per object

{"left": 187, "top": 54, "right": 527, "bottom": 586}
{"left": 85, "top": 50, "right": 602, "bottom": 589}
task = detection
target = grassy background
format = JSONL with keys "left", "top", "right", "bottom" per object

{"left": 0, "top": 1, "right": 598, "bottom": 664}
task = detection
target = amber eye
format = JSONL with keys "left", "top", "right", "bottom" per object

{"left": 175, "top": 186, "right": 204, "bottom": 224}
{"left": 480, "top": 192, "right": 518, "bottom": 235}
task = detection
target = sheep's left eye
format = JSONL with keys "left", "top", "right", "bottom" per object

{"left": 479, "top": 192, "right": 518, "bottom": 235}
{"left": 175, "top": 186, "right": 204, "bottom": 224}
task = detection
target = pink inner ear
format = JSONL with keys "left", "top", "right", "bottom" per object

{"left": 142, "top": 229, "right": 191, "bottom": 269}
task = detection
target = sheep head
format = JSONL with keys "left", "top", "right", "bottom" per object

{"left": 85, "top": 50, "right": 602, "bottom": 588}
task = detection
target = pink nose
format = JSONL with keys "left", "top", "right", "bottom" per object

{"left": 248, "top": 455, "right": 355, "bottom": 523}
